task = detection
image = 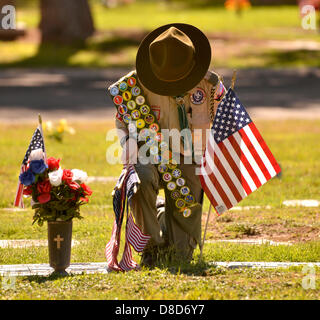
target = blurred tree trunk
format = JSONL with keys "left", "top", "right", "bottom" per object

{"left": 39, "top": 0, "right": 95, "bottom": 44}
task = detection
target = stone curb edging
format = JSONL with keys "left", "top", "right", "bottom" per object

{"left": 1, "top": 261, "right": 320, "bottom": 277}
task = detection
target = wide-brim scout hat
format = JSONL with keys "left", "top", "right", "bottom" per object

{"left": 136, "top": 23, "right": 211, "bottom": 96}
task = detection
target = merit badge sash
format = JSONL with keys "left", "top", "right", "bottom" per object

{"left": 108, "top": 71, "right": 199, "bottom": 218}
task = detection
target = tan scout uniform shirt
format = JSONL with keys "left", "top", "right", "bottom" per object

{"left": 115, "top": 70, "right": 226, "bottom": 156}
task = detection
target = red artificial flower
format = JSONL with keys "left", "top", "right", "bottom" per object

{"left": 38, "top": 193, "right": 51, "bottom": 204}
{"left": 37, "top": 179, "right": 51, "bottom": 194}
{"left": 80, "top": 183, "right": 92, "bottom": 196}
{"left": 80, "top": 196, "right": 89, "bottom": 203}
{"left": 62, "top": 169, "right": 73, "bottom": 183}
{"left": 23, "top": 185, "right": 33, "bottom": 196}
{"left": 47, "top": 157, "right": 60, "bottom": 171}
{"left": 68, "top": 181, "right": 80, "bottom": 191}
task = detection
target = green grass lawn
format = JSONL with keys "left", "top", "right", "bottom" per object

{"left": 1, "top": 2, "right": 319, "bottom": 68}
{"left": 1, "top": 267, "right": 319, "bottom": 299}
{"left": 1, "top": 119, "right": 320, "bottom": 299}
{"left": 16, "top": 1, "right": 316, "bottom": 39}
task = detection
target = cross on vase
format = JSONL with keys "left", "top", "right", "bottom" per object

{"left": 54, "top": 234, "right": 64, "bottom": 249}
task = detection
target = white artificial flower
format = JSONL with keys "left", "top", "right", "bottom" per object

{"left": 29, "top": 148, "right": 44, "bottom": 161}
{"left": 49, "top": 168, "right": 63, "bottom": 186}
{"left": 71, "top": 169, "right": 88, "bottom": 184}
{"left": 44, "top": 121, "right": 53, "bottom": 132}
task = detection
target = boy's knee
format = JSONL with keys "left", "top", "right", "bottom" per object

{"left": 135, "top": 164, "right": 158, "bottom": 189}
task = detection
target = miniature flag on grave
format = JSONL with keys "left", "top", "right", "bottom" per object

{"left": 199, "top": 88, "right": 281, "bottom": 215}
{"left": 14, "top": 121, "right": 46, "bottom": 208}
{"left": 105, "top": 165, "right": 151, "bottom": 272}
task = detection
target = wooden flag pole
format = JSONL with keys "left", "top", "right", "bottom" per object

{"left": 199, "top": 202, "right": 212, "bottom": 261}
{"left": 231, "top": 69, "right": 237, "bottom": 90}
{"left": 38, "top": 113, "right": 42, "bottom": 125}
{"left": 38, "top": 113, "right": 47, "bottom": 161}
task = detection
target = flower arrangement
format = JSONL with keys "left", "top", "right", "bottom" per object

{"left": 19, "top": 149, "right": 92, "bottom": 226}
{"left": 43, "top": 119, "right": 75, "bottom": 143}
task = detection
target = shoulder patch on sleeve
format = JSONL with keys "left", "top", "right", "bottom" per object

{"left": 204, "top": 70, "right": 219, "bottom": 87}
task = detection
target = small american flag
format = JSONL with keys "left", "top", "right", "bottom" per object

{"left": 14, "top": 125, "right": 46, "bottom": 208}
{"left": 199, "top": 88, "right": 281, "bottom": 215}
{"left": 105, "top": 165, "right": 151, "bottom": 272}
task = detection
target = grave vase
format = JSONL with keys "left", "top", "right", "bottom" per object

{"left": 47, "top": 220, "right": 73, "bottom": 275}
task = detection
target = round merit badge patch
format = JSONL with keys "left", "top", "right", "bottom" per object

{"left": 182, "top": 208, "right": 192, "bottom": 218}
{"left": 168, "top": 159, "right": 177, "bottom": 170}
{"left": 185, "top": 194, "right": 195, "bottom": 204}
{"left": 140, "top": 105, "right": 150, "bottom": 115}
{"left": 136, "top": 95, "right": 145, "bottom": 105}
{"left": 139, "top": 128, "right": 150, "bottom": 140}
{"left": 149, "top": 123, "right": 159, "bottom": 132}
{"left": 155, "top": 132, "right": 163, "bottom": 142}
{"left": 172, "top": 168, "right": 181, "bottom": 178}
{"left": 131, "top": 86, "right": 141, "bottom": 96}
{"left": 123, "top": 114, "right": 131, "bottom": 124}
{"left": 162, "top": 172, "right": 172, "bottom": 182}
{"left": 171, "top": 190, "right": 180, "bottom": 200}
{"left": 118, "top": 104, "right": 127, "bottom": 115}
{"left": 175, "top": 199, "right": 185, "bottom": 209}
{"left": 127, "top": 77, "right": 136, "bottom": 87}
{"left": 180, "top": 186, "right": 190, "bottom": 195}
{"left": 110, "top": 86, "right": 119, "bottom": 96}
{"left": 122, "top": 91, "right": 132, "bottom": 101}
{"left": 167, "top": 181, "right": 176, "bottom": 191}
{"left": 158, "top": 164, "right": 167, "bottom": 173}
{"left": 145, "top": 114, "right": 155, "bottom": 125}
{"left": 176, "top": 177, "right": 186, "bottom": 187}
{"left": 131, "top": 109, "right": 140, "bottom": 120}
{"left": 113, "top": 95, "right": 123, "bottom": 105}
{"left": 136, "top": 119, "right": 145, "bottom": 129}
{"left": 127, "top": 100, "right": 136, "bottom": 110}
{"left": 190, "top": 88, "right": 206, "bottom": 105}
{"left": 119, "top": 81, "right": 128, "bottom": 91}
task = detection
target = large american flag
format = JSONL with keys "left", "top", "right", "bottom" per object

{"left": 14, "top": 125, "right": 46, "bottom": 208}
{"left": 199, "top": 88, "right": 281, "bottom": 215}
{"left": 105, "top": 165, "right": 151, "bottom": 272}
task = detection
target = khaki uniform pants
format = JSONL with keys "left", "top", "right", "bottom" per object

{"left": 131, "top": 161, "right": 203, "bottom": 260}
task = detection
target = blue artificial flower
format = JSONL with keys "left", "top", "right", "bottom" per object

{"left": 29, "top": 159, "right": 47, "bottom": 175}
{"left": 19, "top": 169, "right": 35, "bottom": 186}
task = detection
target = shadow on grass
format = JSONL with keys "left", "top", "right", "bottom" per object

{"left": 0, "top": 43, "right": 81, "bottom": 68}
{"left": 0, "top": 35, "right": 140, "bottom": 68}
{"left": 24, "top": 272, "right": 79, "bottom": 284}
{"left": 89, "top": 36, "right": 140, "bottom": 53}
{"left": 261, "top": 49, "right": 320, "bottom": 68}
{"left": 146, "top": 248, "right": 224, "bottom": 276}
{"left": 152, "top": 259, "right": 226, "bottom": 277}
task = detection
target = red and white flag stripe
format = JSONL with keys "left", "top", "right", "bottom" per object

{"left": 127, "top": 213, "right": 151, "bottom": 253}
{"left": 119, "top": 241, "right": 139, "bottom": 271}
{"left": 105, "top": 220, "right": 122, "bottom": 272}
{"left": 14, "top": 165, "right": 27, "bottom": 208}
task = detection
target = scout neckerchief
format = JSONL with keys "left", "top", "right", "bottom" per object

{"left": 108, "top": 71, "right": 198, "bottom": 218}
{"left": 174, "top": 95, "right": 194, "bottom": 158}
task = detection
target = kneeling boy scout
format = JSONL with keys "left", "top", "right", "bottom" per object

{"left": 109, "top": 23, "right": 225, "bottom": 266}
